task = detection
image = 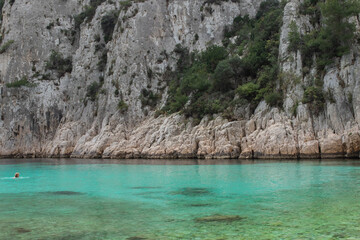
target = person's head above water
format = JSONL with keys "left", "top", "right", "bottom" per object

{"left": 14, "top": 172, "right": 20, "bottom": 178}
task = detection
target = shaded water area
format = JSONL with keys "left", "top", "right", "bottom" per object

{"left": 1, "top": 158, "right": 360, "bottom": 239}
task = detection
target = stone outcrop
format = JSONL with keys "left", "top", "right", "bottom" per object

{"left": 0, "top": 0, "right": 359, "bottom": 159}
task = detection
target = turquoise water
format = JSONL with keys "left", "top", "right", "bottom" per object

{"left": 1, "top": 159, "right": 360, "bottom": 239}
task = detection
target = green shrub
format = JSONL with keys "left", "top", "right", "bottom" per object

{"left": 117, "top": 100, "right": 128, "bottom": 113}
{"left": 74, "top": 6, "right": 96, "bottom": 29}
{"left": 303, "top": 86, "right": 324, "bottom": 103}
{"left": 227, "top": 56, "right": 244, "bottom": 84}
{"left": 0, "top": 0, "right": 5, "bottom": 21}
{"left": 180, "top": 63, "right": 211, "bottom": 94}
{"left": 200, "top": 45, "right": 227, "bottom": 72}
{"left": 173, "top": 44, "right": 192, "bottom": 72}
{"left": 225, "top": 14, "right": 253, "bottom": 40}
{"left": 90, "top": 0, "right": 106, "bottom": 6}
{"left": 45, "top": 50, "right": 72, "bottom": 77}
{"left": 140, "top": 89, "right": 160, "bottom": 108}
{"left": 240, "top": 2, "right": 283, "bottom": 78}
{"left": 183, "top": 94, "right": 225, "bottom": 120}
{"left": 299, "top": 0, "right": 321, "bottom": 16}
{"left": 86, "top": 82, "right": 101, "bottom": 101}
{"left": 254, "top": 87, "right": 269, "bottom": 102}
{"left": 326, "top": 88, "right": 336, "bottom": 103}
{"left": 265, "top": 92, "right": 283, "bottom": 107}
{"left": 166, "top": 91, "right": 188, "bottom": 113}
{"left": 0, "top": 40, "right": 14, "bottom": 54}
{"left": 74, "top": 0, "right": 106, "bottom": 29}
{"left": 154, "top": 109, "right": 165, "bottom": 118}
{"left": 256, "top": 0, "right": 281, "bottom": 19}
{"left": 302, "top": 86, "right": 325, "bottom": 113}
{"left": 6, "top": 77, "right": 33, "bottom": 88}
{"left": 213, "top": 59, "right": 234, "bottom": 92}
{"left": 97, "top": 49, "right": 108, "bottom": 72}
{"left": 256, "top": 64, "right": 278, "bottom": 89}
{"left": 194, "top": 33, "right": 199, "bottom": 43}
{"left": 300, "top": 30, "right": 319, "bottom": 69}
{"left": 291, "top": 101, "right": 299, "bottom": 116}
{"left": 101, "top": 10, "right": 119, "bottom": 43}
{"left": 288, "top": 21, "right": 302, "bottom": 52}
{"left": 162, "top": 0, "right": 285, "bottom": 118}
{"left": 299, "top": 0, "right": 360, "bottom": 71}
{"left": 318, "top": 0, "right": 359, "bottom": 57}
{"left": 120, "top": 1, "right": 132, "bottom": 10}
{"left": 237, "top": 82, "right": 260, "bottom": 101}
{"left": 348, "top": 92, "right": 353, "bottom": 104}
{"left": 204, "top": 0, "right": 226, "bottom": 5}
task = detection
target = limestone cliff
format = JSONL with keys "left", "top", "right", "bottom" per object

{"left": 0, "top": 0, "right": 359, "bottom": 159}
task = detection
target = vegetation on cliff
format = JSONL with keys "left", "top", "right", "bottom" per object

{"left": 290, "top": 0, "right": 360, "bottom": 71}
{"left": 74, "top": 0, "right": 107, "bottom": 29}
{"left": 160, "top": 0, "right": 359, "bottom": 121}
{"left": 101, "top": 10, "right": 119, "bottom": 43}
{"left": 289, "top": 0, "right": 359, "bottom": 114}
{"left": 0, "top": 40, "right": 14, "bottom": 54}
{"left": 45, "top": 50, "right": 73, "bottom": 77}
{"left": 5, "top": 76, "right": 34, "bottom": 88}
{"left": 162, "top": 0, "right": 285, "bottom": 121}
{"left": 0, "top": 0, "right": 4, "bottom": 21}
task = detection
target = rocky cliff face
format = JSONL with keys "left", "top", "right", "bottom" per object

{"left": 0, "top": 0, "right": 359, "bottom": 159}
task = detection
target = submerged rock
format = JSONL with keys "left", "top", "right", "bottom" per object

{"left": 195, "top": 214, "right": 244, "bottom": 223}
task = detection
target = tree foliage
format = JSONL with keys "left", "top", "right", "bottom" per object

{"left": 302, "top": 86, "right": 325, "bottom": 113}
{"left": 101, "top": 10, "right": 119, "bottom": 43}
{"left": 161, "top": 0, "right": 286, "bottom": 120}
{"left": 296, "top": 0, "right": 360, "bottom": 70}
{"left": 45, "top": 50, "right": 72, "bottom": 77}
{"left": 74, "top": 0, "right": 106, "bottom": 29}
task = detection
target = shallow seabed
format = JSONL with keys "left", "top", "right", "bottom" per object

{"left": 1, "top": 159, "right": 360, "bottom": 240}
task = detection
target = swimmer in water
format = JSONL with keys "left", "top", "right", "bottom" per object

{"left": 14, "top": 172, "right": 20, "bottom": 178}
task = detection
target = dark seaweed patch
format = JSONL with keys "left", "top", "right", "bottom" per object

{"left": 133, "top": 191, "right": 162, "bottom": 196}
{"left": 186, "top": 203, "right": 213, "bottom": 207}
{"left": 15, "top": 227, "right": 31, "bottom": 233}
{"left": 195, "top": 214, "right": 244, "bottom": 223}
{"left": 44, "top": 191, "right": 84, "bottom": 195}
{"left": 130, "top": 186, "right": 162, "bottom": 189}
{"left": 171, "top": 187, "right": 213, "bottom": 196}
{"left": 127, "top": 237, "right": 147, "bottom": 240}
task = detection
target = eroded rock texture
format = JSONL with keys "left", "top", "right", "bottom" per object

{"left": 0, "top": 0, "right": 359, "bottom": 159}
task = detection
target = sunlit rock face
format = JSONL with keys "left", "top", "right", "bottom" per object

{"left": 0, "top": 0, "right": 359, "bottom": 159}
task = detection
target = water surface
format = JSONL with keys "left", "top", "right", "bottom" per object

{"left": 1, "top": 159, "right": 360, "bottom": 239}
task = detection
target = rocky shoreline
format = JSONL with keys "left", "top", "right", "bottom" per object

{"left": 2, "top": 109, "right": 359, "bottom": 160}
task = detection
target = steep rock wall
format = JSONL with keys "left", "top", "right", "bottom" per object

{"left": 0, "top": 0, "right": 359, "bottom": 159}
